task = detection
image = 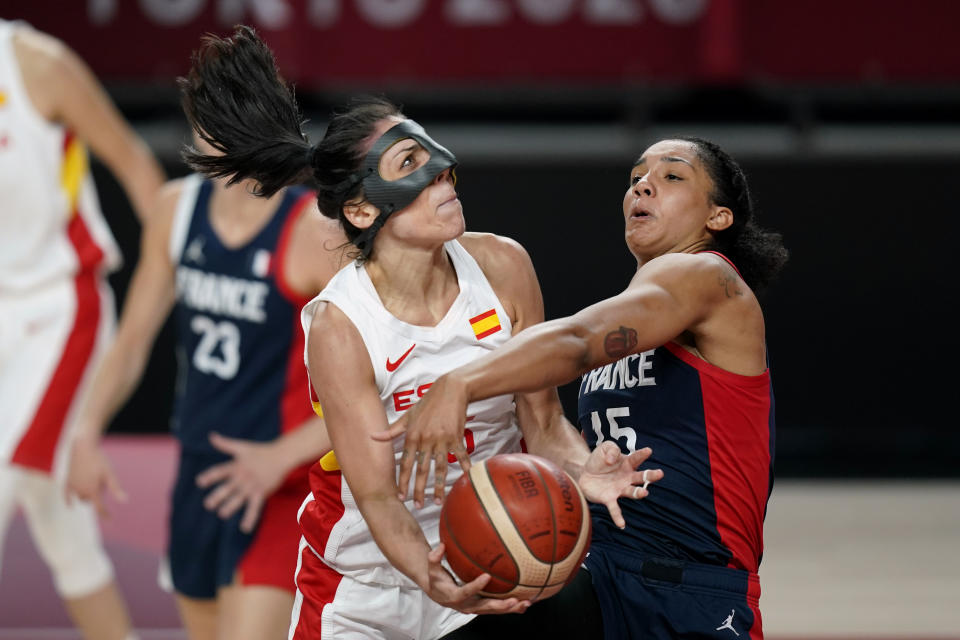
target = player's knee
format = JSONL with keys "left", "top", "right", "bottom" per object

{"left": 44, "top": 540, "right": 115, "bottom": 598}
{"left": 31, "top": 520, "right": 115, "bottom": 598}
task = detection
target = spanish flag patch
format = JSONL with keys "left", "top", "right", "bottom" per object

{"left": 469, "top": 308, "right": 501, "bottom": 340}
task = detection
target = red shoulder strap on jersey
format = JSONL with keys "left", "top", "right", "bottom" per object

{"left": 274, "top": 190, "right": 316, "bottom": 305}
{"left": 698, "top": 250, "right": 743, "bottom": 279}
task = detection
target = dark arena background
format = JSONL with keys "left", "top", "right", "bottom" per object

{"left": 2, "top": 1, "right": 958, "bottom": 638}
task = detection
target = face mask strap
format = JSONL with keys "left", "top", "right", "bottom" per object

{"left": 351, "top": 204, "right": 394, "bottom": 259}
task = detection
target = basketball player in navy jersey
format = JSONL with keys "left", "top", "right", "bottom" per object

{"left": 0, "top": 19, "right": 165, "bottom": 640}
{"left": 66, "top": 47, "right": 347, "bottom": 638}
{"left": 387, "top": 137, "right": 788, "bottom": 639}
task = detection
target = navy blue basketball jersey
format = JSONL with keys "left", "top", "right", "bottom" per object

{"left": 578, "top": 317, "right": 775, "bottom": 574}
{"left": 169, "top": 175, "right": 316, "bottom": 465}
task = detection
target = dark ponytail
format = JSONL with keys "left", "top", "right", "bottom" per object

{"left": 678, "top": 136, "right": 789, "bottom": 293}
{"left": 179, "top": 28, "right": 403, "bottom": 258}
{"left": 178, "top": 25, "right": 312, "bottom": 197}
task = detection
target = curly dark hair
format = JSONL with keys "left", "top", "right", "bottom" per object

{"left": 178, "top": 25, "right": 402, "bottom": 259}
{"left": 676, "top": 136, "right": 789, "bottom": 293}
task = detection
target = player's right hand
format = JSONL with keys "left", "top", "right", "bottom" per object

{"left": 65, "top": 433, "right": 127, "bottom": 518}
{"left": 372, "top": 373, "right": 471, "bottom": 508}
{"left": 424, "top": 543, "right": 531, "bottom": 615}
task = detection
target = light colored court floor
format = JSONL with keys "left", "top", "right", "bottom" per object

{"left": 1, "top": 437, "right": 958, "bottom": 638}
{"left": 761, "top": 480, "right": 960, "bottom": 638}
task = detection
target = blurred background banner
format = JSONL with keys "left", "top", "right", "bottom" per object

{"left": 10, "top": 0, "right": 960, "bottom": 84}
{"left": 5, "top": 0, "right": 958, "bottom": 478}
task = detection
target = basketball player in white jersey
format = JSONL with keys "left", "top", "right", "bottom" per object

{"left": 177, "top": 27, "right": 660, "bottom": 640}
{"left": 0, "top": 19, "right": 165, "bottom": 640}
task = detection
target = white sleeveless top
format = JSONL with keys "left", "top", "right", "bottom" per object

{"left": 0, "top": 20, "right": 120, "bottom": 295}
{"left": 299, "top": 238, "right": 524, "bottom": 586}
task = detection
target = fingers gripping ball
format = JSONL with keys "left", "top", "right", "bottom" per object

{"left": 439, "top": 454, "right": 591, "bottom": 601}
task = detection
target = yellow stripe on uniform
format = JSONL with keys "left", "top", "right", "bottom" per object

{"left": 312, "top": 400, "right": 324, "bottom": 418}
{"left": 319, "top": 450, "right": 340, "bottom": 471}
{"left": 61, "top": 135, "right": 88, "bottom": 216}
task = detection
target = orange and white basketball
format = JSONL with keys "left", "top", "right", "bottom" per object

{"left": 439, "top": 453, "right": 591, "bottom": 601}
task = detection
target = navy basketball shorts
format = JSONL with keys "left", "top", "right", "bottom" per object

{"left": 440, "top": 565, "right": 604, "bottom": 640}
{"left": 585, "top": 541, "right": 763, "bottom": 640}
{"left": 168, "top": 451, "right": 307, "bottom": 599}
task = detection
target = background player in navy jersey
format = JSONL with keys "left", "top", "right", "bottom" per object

{"left": 175, "top": 26, "right": 662, "bottom": 640}
{"left": 66, "top": 35, "right": 347, "bottom": 639}
{"left": 0, "top": 19, "right": 165, "bottom": 640}
{"left": 386, "top": 137, "right": 788, "bottom": 639}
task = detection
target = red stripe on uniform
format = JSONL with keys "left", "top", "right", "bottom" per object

{"left": 238, "top": 487, "right": 307, "bottom": 593}
{"left": 291, "top": 540, "right": 344, "bottom": 639}
{"left": 275, "top": 190, "right": 317, "bottom": 487}
{"left": 274, "top": 190, "right": 316, "bottom": 306}
{"left": 474, "top": 324, "right": 502, "bottom": 340}
{"left": 281, "top": 309, "right": 312, "bottom": 436}
{"left": 665, "top": 342, "right": 771, "bottom": 573}
{"left": 747, "top": 572, "right": 764, "bottom": 639}
{"left": 468, "top": 308, "right": 496, "bottom": 324}
{"left": 301, "top": 464, "right": 345, "bottom": 568}
{"left": 698, "top": 250, "right": 743, "bottom": 279}
{"left": 11, "top": 215, "right": 104, "bottom": 471}
{"left": 279, "top": 306, "right": 314, "bottom": 489}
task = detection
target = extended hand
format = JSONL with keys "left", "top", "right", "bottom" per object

{"left": 424, "top": 543, "right": 531, "bottom": 615}
{"left": 66, "top": 434, "right": 127, "bottom": 518}
{"left": 196, "top": 432, "right": 287, "bottom": 533}
{"left": 371, "top": 375, "right": 471, "bottom": 508}
{"left": 578, "top": 442, "right": 664, "bottom": 529}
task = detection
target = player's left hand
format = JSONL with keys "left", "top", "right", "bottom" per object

{"left": 577, "top": 442, "right": 664, "bottom": 529}
{"left": 196, "top": 432, "right": 287, "bottom": 533}
{"left": 424, "top": 543, "right": 531, "bottom": 615}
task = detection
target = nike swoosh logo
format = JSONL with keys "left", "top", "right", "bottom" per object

{"left": 386, "top": 344, "right": 416, "bottom": 372}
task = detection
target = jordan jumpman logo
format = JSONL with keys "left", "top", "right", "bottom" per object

{"left": 716, "top": 609, "right": 740, "bottom": 636}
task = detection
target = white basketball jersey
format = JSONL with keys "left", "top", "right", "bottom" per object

{"left": 0, "top": 20, "right": 120, "bottom": 294}
{"left": 299, "top": 239, "right": 524, "bottom": 587}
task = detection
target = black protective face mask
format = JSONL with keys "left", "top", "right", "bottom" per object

{"left": 350, "top": 120, "right": 457, "bottom": 257}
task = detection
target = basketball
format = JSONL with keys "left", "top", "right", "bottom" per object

{"left": 439, "top": 453, "right": 591, "bottom": 601}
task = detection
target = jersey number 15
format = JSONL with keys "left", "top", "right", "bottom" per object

{"left": 590, "top": 407, "right": 637, "bottom": 453}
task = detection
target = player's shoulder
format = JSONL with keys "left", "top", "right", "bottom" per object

{"left": 293, "top": 198, "right": 346, "bottom": 243}
{"left": 12, "top": 23, "right": 63, "bottom": 58}
{"left": 11, "top": 25, "right": 76, "bottom": 81}
{"left": 285, "top": 198, "right": 350, "bottom": 293}
{"left": 306, "top": 295, "right": 365, "bottom": 352}
{"left": 142, "top": 177, "right": 196, "bottom": 238}
{"left": 639, "top": 251, "right": 755, "bottom": 304}
{"left": 459, "top": 232, "right": 532, "bottom": 277}
{"left": 641, "top": 251, "right": 734, "bottom": 281}
{"left": 154, "top": 177, "right": 193, "bottom": 215}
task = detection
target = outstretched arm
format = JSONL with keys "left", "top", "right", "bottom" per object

{"left": 418, "top": 253, "right": 716, "bottom": 409}
{"left": 385, "top": 234, "right": 664, "bottom": 521}
{"left": 15, "top": 26, "right": 165, "bottom": 222}
{"left": 67, "top": 183, "right": 181, "bottom": 515}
